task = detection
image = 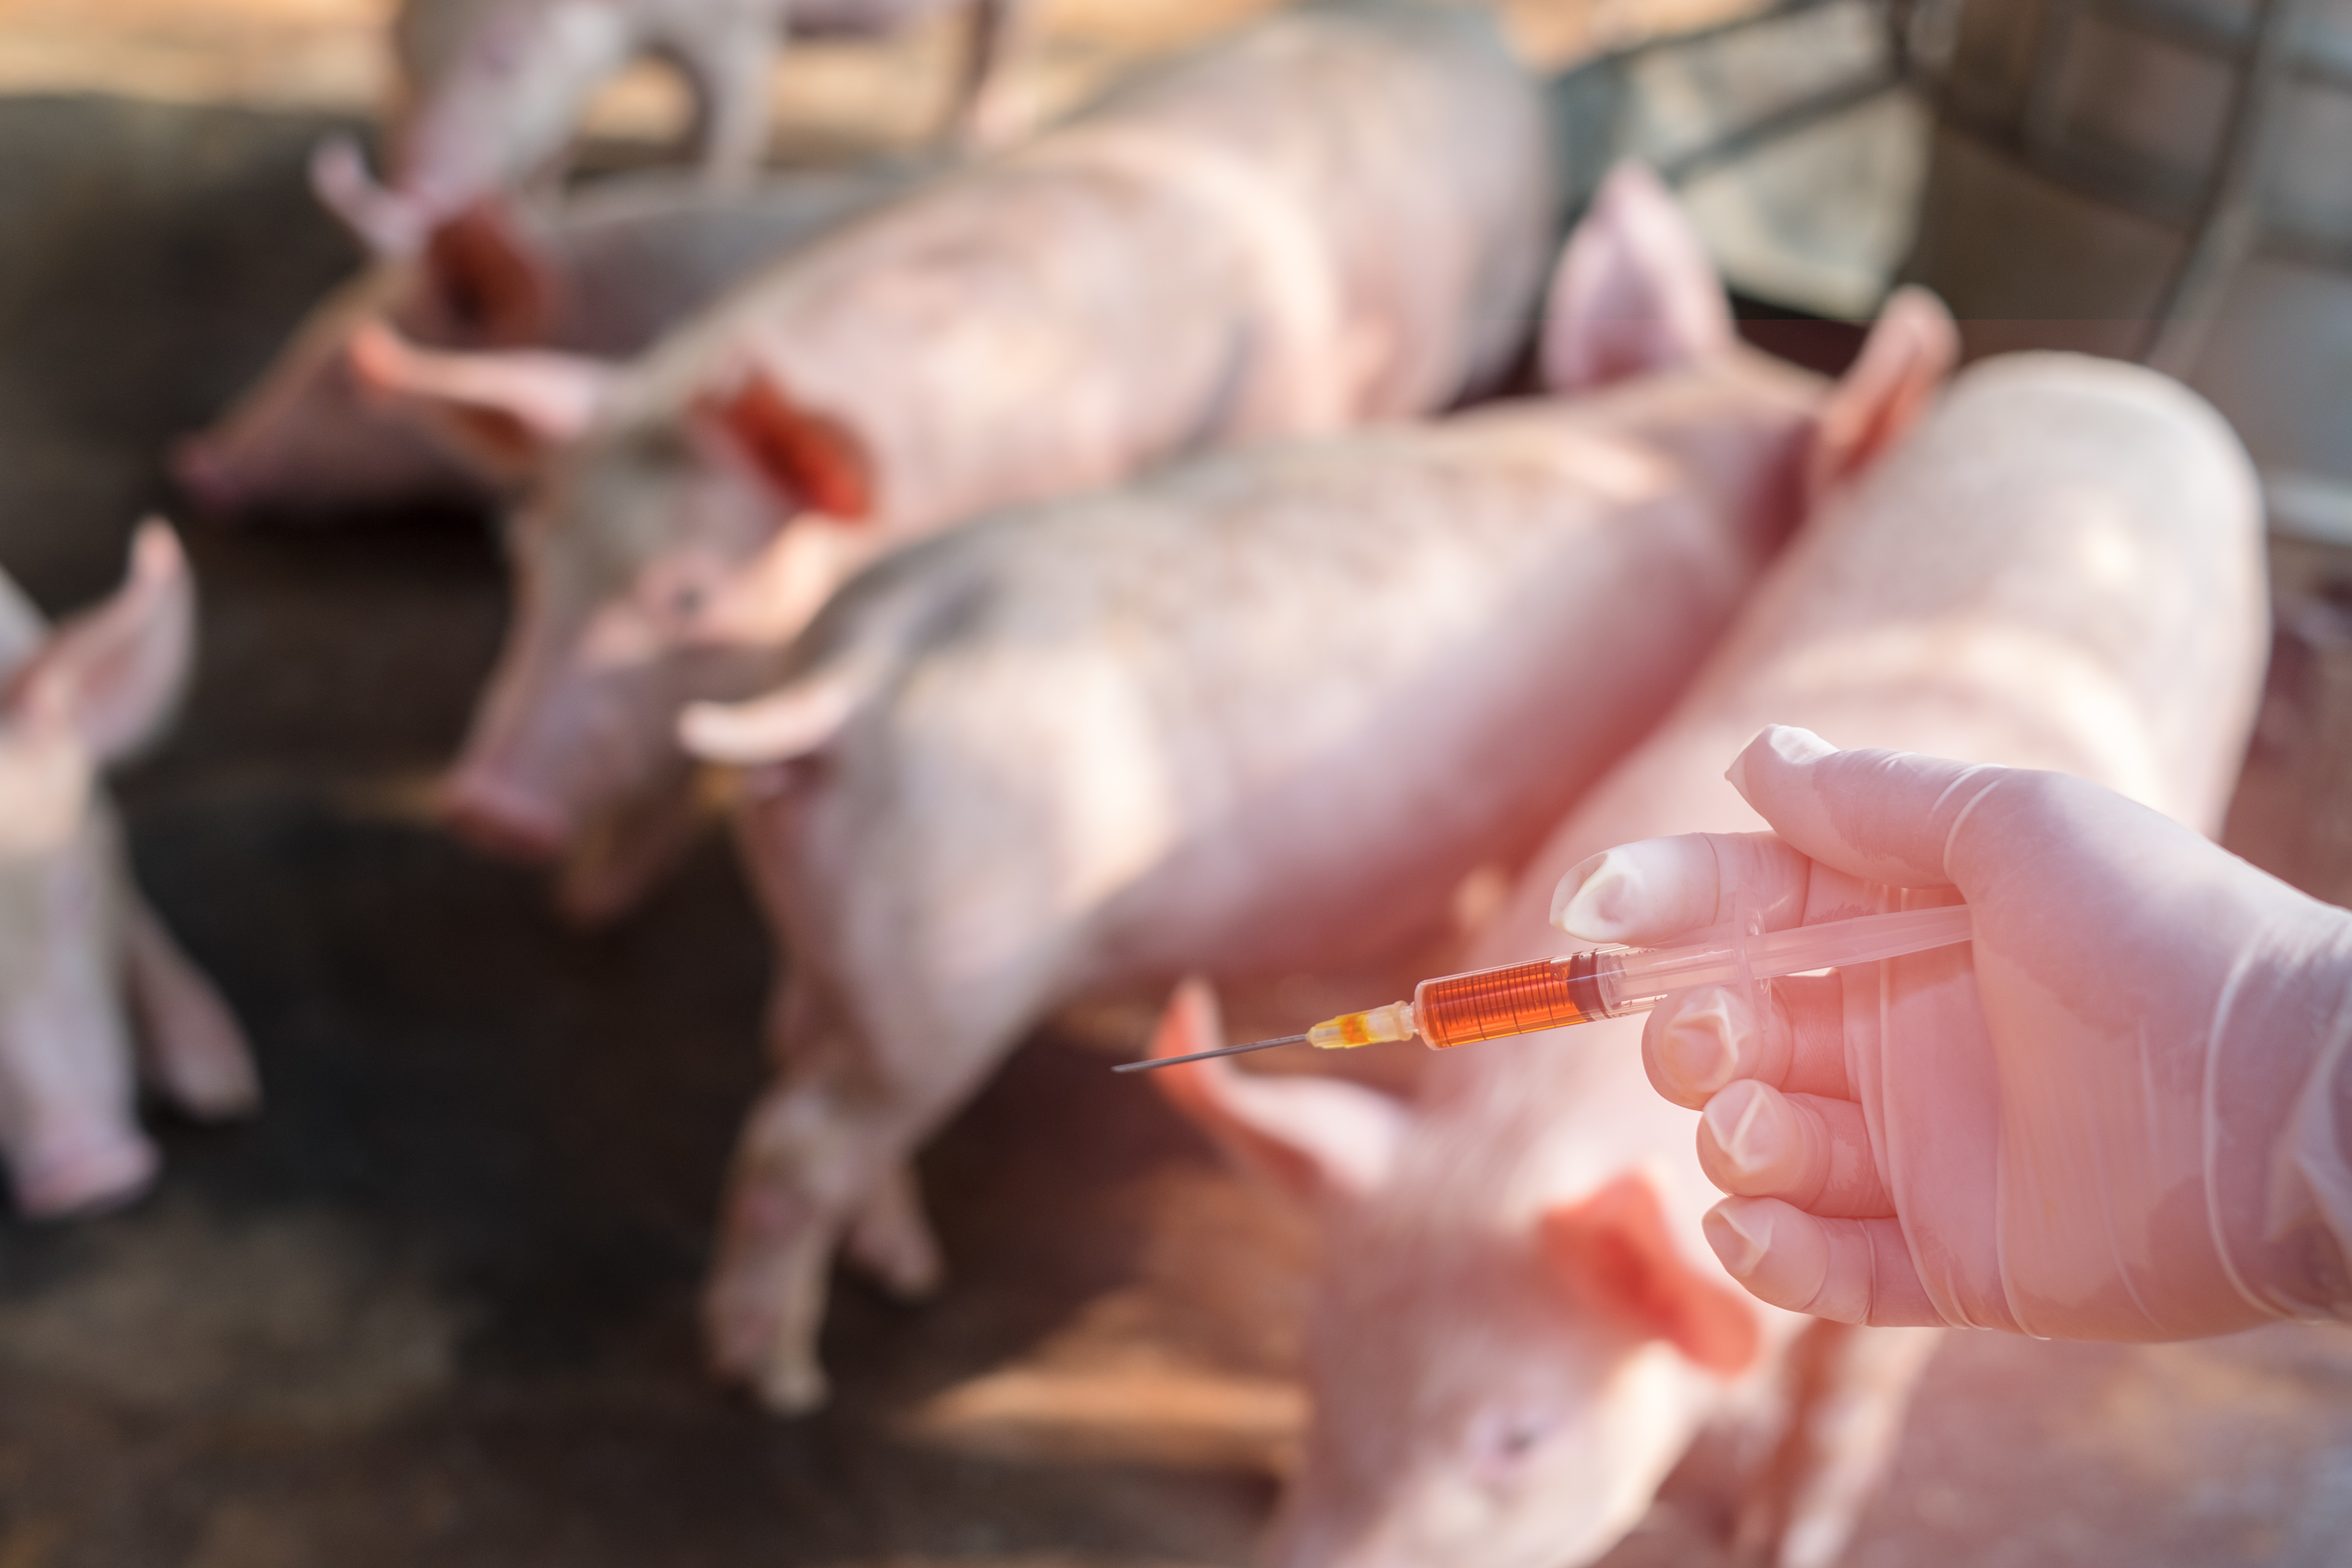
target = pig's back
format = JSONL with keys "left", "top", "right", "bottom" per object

{"left": 1672, "top": 352, "right": 2264, "bottom": 834}
{"left": 541, "top": 161, "right": 941, "bottom": 355}
{"left": 614, "top": 1, "right": 1554, "bottom": 532}
{"left": 1478, "top": 354, "right": 2263, "bottom": 907}
{"left": 619, "top": 152, "right": 1280, "bottom": 530}
{"left": 806, "top": 399, "right": 1755, "bottom": 980}
{"left": 803, "top": 399, "right": 1670, "bottom": 671}
{"left": 1078, "top": 0, "right": 1559, "bottom": 409}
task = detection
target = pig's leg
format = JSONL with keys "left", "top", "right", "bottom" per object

{"left": 843, "top": 1156, "right": 943, "bottom": 1299}
{"left": 763, "top": 967, "right": 945, "bottom": 1300}
{"left": 705, "top": 975, "right": 999, "bottom": 1412}
{"left": 552, "top": 769, "right": 712, "bottom": 926}
{"left": 703, "top": 973, "right": 853, "bottom": 1410}
{"left": 0, "top": 961, "right": 157, "bottom": 1220}
{"left": 122, "top": 892, "right": 259, "bottom": 1121}
{"left": 947, "top": 0, "right": 1029, "bottom": 146}
{"left": 666, "top": 20, "right": 775, "bottom": 185}
{"left": 1730, "top": 1323, "right": 1941, "bottom": 1568}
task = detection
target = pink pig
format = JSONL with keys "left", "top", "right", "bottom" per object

{"left": 314, "top": 0, "right": 1024, "bottom": 257}
{"left": 359, "top": 0, "right": 1560, "bottom": 923}
{"left": 0, "top": 524, "right": 259, "bottom": 1219}
{"left": 667, "top": 166, "right": 1954, "bottom": 1413}
{"left": 177, "top": 161, "right": 934, "bottom": 519}
{"left": 1151, "top": 332, "right": 2266, "bottom": 1561}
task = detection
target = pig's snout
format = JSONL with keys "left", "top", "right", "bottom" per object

{"left": 169, "top": 436, "right": 251, "bottom": 517}
{"left": 440, "top": 769, "right": 571, "bottom": 864}
{"left": 11, "top": 1124, "right": 160, "bottom": 1220}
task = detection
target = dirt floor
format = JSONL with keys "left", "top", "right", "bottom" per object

{"left": 5, "top": 11, "right": 2352, "bottom": 1568}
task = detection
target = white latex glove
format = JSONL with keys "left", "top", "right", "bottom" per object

{"left": 1550, "top": 724, "right": 2352, "bottom": 1340}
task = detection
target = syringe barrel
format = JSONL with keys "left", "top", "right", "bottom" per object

{"left": 1405, "top": 906, "right": 1973, "bottom": 1052}
{"left": 1412, "top": 953, "right": 1616, "bottom": 1049}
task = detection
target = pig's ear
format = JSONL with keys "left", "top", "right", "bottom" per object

{"left": 1146, "top": 979, "right": 1405, "bottom": 1205}
{"left": 348, "top": 319, "right": 611, "bottom": 477}
{"left": 695, "top": 370, "right": 877, "bottom": 522}
{"left": 1539, "top": 1172, "right": 1761, "bottom": 1378}
{"left": 1804, "top": 285, "right": 1958, "bottom": 503}
{"left": 1540, "top": 163, "right": 1733, "bottom": 394}
{"left": 6, "top": 520, "right": 196, "bottom": 764}
{"left": 423, "top": 199, "right": 557, "bottom": 345}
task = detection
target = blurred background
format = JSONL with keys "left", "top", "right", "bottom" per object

{"left": 1, "top": 0, "right": 2351, "bottom": 1564}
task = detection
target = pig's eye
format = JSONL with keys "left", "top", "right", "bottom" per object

{"left": 1495, "top": 1417, "right": 1546, "bottom": 1459}
{"left": 1466, "top": 1405, "right": 1562, "bottom": 1487}
{"left": 637, "top": 566, "right": 717, "bottom": 634}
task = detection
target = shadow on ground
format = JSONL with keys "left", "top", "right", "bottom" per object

{"left": 2, "top": 88, "right": 2351, "bottom": 1568}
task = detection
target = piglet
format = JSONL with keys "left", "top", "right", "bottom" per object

{"left": 362, "top": 0, "right": 1560, "bottom": 923}
{"left": 176, "top": 163, "right": 932, "bottom": 519}
{"left": 0, "top": 524, "right": 259, "bottom": 1218}
{"left": 1152, "top": 356, "right": 2266, "bottom": 1565}
{"left": 315, "top": 0, "right": 1023, "bottom": 257}
{"left": 669, "top": 166, "right": 1953, "bottom": 1412}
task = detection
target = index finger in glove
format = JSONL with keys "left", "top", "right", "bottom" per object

{"left": 1724, "top": 724, "right": 2008, "bottom": 890}
{"left": 1551, "top": 829, "right": 1817, "bottom": 946}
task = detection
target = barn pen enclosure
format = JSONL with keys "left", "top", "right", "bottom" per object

{"left": 3, "top": 0, "right": 2352, "bottom": 1564}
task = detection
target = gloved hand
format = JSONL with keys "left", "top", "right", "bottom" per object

{"left": 1551, "top": 723, "right": 2352, "bottom": 1341}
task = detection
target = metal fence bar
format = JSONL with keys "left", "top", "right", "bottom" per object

{"left": 1548, "top": 0, "right": 1912, "bottom": 222}
{"left": 1586, "top": 0, "right": 1861, "bottom": 66}
{"left": 2144, "top": 0, "right": 2317, "bottom": 368}
{"left": 1658, "top": 68, "right": 1908, "bottom": 185}
{"left": 1902, "top": 0, "right": 2352, "bottom": 346}
{"left": 2088, "top": 0, "right": 2352, "bottom": 89}
{"left": 1929, "top": 88, "right": 2208, "bottom": 220}
{"left": 2022, "top": 0, "right": 2091, "bottom": 148}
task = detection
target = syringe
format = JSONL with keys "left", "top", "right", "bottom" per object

{"left": 1113, "top": 902, "right": 1972, "bottom": 1073}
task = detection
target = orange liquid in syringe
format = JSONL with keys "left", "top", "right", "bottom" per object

{"left": 1413, "top": 950, "right": 1610, "bottom": 1048}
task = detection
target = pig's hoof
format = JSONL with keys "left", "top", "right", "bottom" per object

{"left": 158, "top": 1052, "right": 263, "bottom": 1122}
{"left": 146, "top": 1017, "right": 263, "bottom": 1122}
{"left": 753, "top": 1352, "right": 829, "bottom": 1416}
{"left": 706, "top": 1285, "right": 829, "bottom": 1412}
{"left": 845, "top": 1213, "right": 944, "bottom": 1301}
{"left": 440, "top": 772, "right": 568, "bottom": 866}
{"left": 550, "top": 874, "right": 636, "bottom": 931}
{"left": 859, "top": 1247, "right": 943, "bottom": 1302}
{"left": 13, "top": 1134, "right": 159, "bottom": 1220}
{"left": 169, "top": 438, "right": 248, "bottom": 517}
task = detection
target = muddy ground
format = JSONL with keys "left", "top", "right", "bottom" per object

{"left": 4, "top": 49, "right": 2352, "bottom": 1568}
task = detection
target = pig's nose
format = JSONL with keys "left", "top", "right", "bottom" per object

{"left": 440, "top": 770, "right": 570, "bottom": 864}
{"left": 169, "top": 436, "right": 247, "bottom": 516}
